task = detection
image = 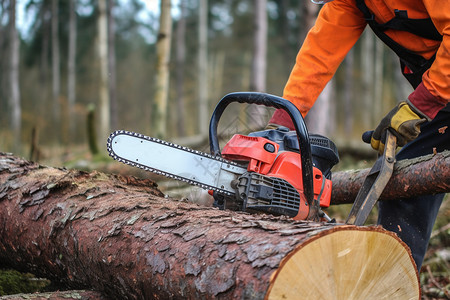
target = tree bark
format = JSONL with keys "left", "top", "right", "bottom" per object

{"left": 98, "top": 0, "right": 110, "bottom": 144}
{"left": 39, "top": 1, "right": 51, "bottom": 118}
{"left": 67, "top": 0, "right": 77, "bottom": 137}
{"left": 343, "top": 49, "right": 354, "bottom": 136}
{"left": 306, "top": 80, "right": 335, "bottom": 135}
{"left": 153, "top": 0, "right": 172, "bottom": 139}
{"left": 0, "top": 153, "right": 419, "bottom": 299}
{"left": 198, "top": 0, "right": 208, "bottom": 137}
{"left": 51, "top": 0, "right": 60, "bottom": 127}
{"left": 331, "top": 150, "right": 450, "bottom": 204}
{"left": 299, "top": 1, "right": 318, "bottom": 42}
{"left": 361, "top": 29, "right": 375, "bottom": 128}
{"left": 248, "top": 0, "right": 268, "bottom": 130}
{"left": 0, "top": 1, "right": 6, "bottom": 109}
{"left": 373, "top": 38, "right": 384, "bottom": 120}
{"left": 8, "top": 0, "right": 21, "bottom": 152}
{"left": 108, "top": 0, "right": 117, "bottom": 131}
{"left": 175, "top": 0, "right": 187, "bottom": 137}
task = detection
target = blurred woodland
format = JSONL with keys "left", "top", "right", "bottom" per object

{"left": 0, "top": 1, "right": 448, "bottom": 297}
{"left": 0, "top": 0, "right": 413, "bottom": 159}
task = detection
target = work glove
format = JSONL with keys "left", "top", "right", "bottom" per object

{"left": 364, "top": 101, "right": 427, "bottom": 154}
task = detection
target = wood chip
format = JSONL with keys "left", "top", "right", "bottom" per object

{"left": 438, "top": 126, "right": 448, "bottom": 134}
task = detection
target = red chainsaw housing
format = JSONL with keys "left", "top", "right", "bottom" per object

{"left": 222, "top": 134, "right": 332, "bottom": 220}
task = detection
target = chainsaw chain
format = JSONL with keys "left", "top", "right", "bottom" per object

{"left": 107, "top": 130, "right": 239, "bottom": 196}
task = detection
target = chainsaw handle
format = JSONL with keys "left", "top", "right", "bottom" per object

{"left": 209, "top": 92, "right": 315, "bottom": 213}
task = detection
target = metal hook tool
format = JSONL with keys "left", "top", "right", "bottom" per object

{"left": 346, "top": 130, "right": 397, "bottom": 226}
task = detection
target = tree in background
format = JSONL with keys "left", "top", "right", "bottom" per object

{"left": 175, "top": 0, "right": 187, "bottom": 137}
{"left": 51, "top": 0, "right": 60, "bottom": 129}
{"left": 153, "top": 0, "right": 172, "bottom": 139}
{"left": 248, "top": 0, "right": 268, "bottom": 130}
{"left": 108, "top": 0, "right": 117, "bottom": 131}
{"left": 98, "top": 0, "right": 110, "bottom": 144}
{"left": 197, "top": 0, "right": 208, "bottom": 137}
{"left": 0, "top": 1, "right": 6, "bottom": 111}
{"left": 0, "top": 0, "right": 403, "bottom": 156}
{"left": 8, "top": 0, "right": 21, "bottom": 152}
{"left": 38, "top": 0, "right": 51, "bottom": 122}
{"left": 67, "top": 0, "right": 77, "bottom": 137}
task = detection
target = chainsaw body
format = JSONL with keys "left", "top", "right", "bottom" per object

{"left": 208, "top": 93, "right": 339, "bottom": 221}
{"left": 214, "top": 127, "right": 339, "bottom": 220}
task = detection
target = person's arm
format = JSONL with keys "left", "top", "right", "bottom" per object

{"left": 410, "top": 0, "right": 450, "bottom": 120}
{"left": 270, "top": 0, "right": 366, "bottom": 129}
{"left": 367, "top": 1, "right": 450, "bottom": 154}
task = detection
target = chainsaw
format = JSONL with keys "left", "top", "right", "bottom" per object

{"left": 107, "top": 92, "right": 340, "bottom": 221}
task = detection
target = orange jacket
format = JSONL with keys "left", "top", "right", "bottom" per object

{"left": 270, "top": 0, "right": 450, "bottom": 129}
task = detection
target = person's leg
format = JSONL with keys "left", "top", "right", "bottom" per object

{"left": 378, "top": 194, "right": 443, "bottom": 269}
{"left": 378, "top": 105, "right": 450, "bottom": 270}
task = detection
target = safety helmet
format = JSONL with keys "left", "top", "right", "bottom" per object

{"left": 311, "top": 0, "right": 334, "bottom": 4}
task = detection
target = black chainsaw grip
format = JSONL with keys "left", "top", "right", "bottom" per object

{"left": 209, "top": 92, "right": 315, "bottom": 210}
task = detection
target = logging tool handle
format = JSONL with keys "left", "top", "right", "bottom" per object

{"left": 208, "top": 92, "right": 315, "bottom": 212}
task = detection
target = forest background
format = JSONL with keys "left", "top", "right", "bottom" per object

{"left": 1, "top": 0, "right": 413, "bottom": 159}
{"left": 0, "top": 0, "right": 448, "bottom": 297}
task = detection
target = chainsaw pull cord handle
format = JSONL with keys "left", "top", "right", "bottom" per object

{"left": 209, "top": 92, "right": 316, "bottom": 218}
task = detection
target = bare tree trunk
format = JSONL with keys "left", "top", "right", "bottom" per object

{"left": 40, "top": 1, "right": 50, "bottom": 113}
{"left": 373, "top": 38, "right": 384, "bottom": 120}
{"left": 68, "top": 0, "right": 77, "bottom": 138}
{"left": 248, "top": 0, "right": 268, "bottom": 130}
{"left": 98, "top": 0, "right": 110, "bottom": 144}
{"left": 8, "top": 0, "right": 21, "bottom": 152}
{"left": 391, "top": 51, "right": 413, "bottom": 100}
{"left": 344, "top": 49, "right": 354, "bottom": 136}
{"left": 211, "top": 51, "right": 225, "bottom": 105}
{"left": 153, "top": 0, "right": 172, "bottom": 139}
{"left": 306, "top": 80, "right": 335, "bottom": 135}
{"left": 108, "top": 0, "right": 117, "bottom": 131}
{"left": 176, "top": 0, "right": 186, "bottom": 137}
{"left": 299, "top": 1, "right": 318, "bottom": 42}
{"left": 0, "top": 153, "right": 420, "bottom": 299}
{"left": 277, "top": 0, "right": 295, "bottom": 64}
{"left": 361, "top": 29, "right": 374, "bottom": 128}
{"left": 198, "top": 0, "right": 208, "bottom": 137}
{"left": 51, "top": 0, "right": 60, "bottom": 126}
{"left": 0, "top": 0, "right": 7, "bottom": 117}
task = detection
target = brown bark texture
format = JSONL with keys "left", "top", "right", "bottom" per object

{"left": 331, "top": 150, "right": 450, "bottom": 205}
{"left": 0, "top": 153, "right": 418, "bottom": 299}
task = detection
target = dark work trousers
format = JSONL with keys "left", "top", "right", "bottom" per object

{"left": 377, "top": 104, "right": 449, "bottom": 270}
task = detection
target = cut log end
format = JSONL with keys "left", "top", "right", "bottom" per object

{"left": 266, "top": 227, "right": 420, "bottom": 300}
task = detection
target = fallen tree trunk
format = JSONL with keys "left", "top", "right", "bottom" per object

{"left": 0, "top": 153, "right": 419, "bottom": 299}
{"left": 331, "top": 150, "right": 450, "bottom": 205}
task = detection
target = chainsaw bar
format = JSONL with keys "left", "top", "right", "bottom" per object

{"left": 107, "top": 130, "right": 247, "bottom": 196}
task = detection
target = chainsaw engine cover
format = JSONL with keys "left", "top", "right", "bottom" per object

{"left": 249, "top": 127, "right": 339, "bottom": 179}
{"left": 221, "top": 135, "right": 279, "bottom": 174}
{"left": 219, "top": 127, "right": 339, "bottom": 220}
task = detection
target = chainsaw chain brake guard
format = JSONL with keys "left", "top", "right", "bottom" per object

{"left": 209, "top": 93, "right": 339, "bottom": 221}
